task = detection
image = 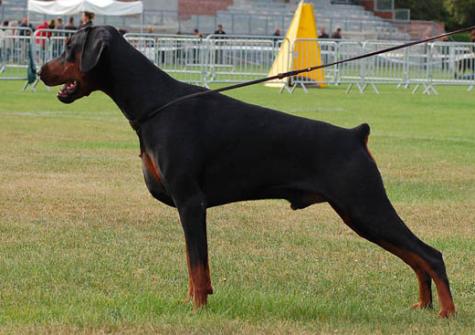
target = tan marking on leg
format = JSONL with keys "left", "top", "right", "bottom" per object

{"left": 403, "top": 253, "right": 454, "bottom": 317}
{"left": 412, "top": 269, "right": 432, "bottom": 309}
{"left": 432, "top": 276, "right": 455, "bottom": 318}
{"left": 381, "top": 242, "right": 454, "bottom": 316}
{"left": 185, "top": 249, "right": 194, "bottom": 304}
{"left": 190, "top": 264, "right": 213, "bottom": 309}
{"left": 380, "top": 242, "right": 433, "bottom": 309}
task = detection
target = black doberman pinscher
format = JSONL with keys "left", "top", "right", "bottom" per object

{"left": 39, "top": 26, "right": 455, "bottom": 317}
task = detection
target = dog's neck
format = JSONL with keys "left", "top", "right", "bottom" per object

{"left": 100, "top": 39, "right": 196, "bottom": 124}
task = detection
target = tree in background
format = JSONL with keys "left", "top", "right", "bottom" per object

{"left": 395, "top": 0, "right": 448, "bottom": 22}
{"left": 396, "top": 0, "right": 475, "bottom": 30}
{"left": 444, "top": 0, "right": 475, "bottom": 28}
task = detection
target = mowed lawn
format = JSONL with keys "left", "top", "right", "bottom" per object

{"left": 0, "top": 80, "right": 474, "bottom": 334}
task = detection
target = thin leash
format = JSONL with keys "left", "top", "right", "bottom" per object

{"left": 131, "top": 25, "right": 475, "bottom": 129}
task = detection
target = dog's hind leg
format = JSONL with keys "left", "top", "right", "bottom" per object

{"left": 327, "top": 159, "right": 454, "bottom": 317}
{"left": 330, "top": 198, "right": 454, "bottom": 317}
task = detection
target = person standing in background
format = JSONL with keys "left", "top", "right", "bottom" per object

{"left": 331, "top": 27, "right": 342, "bottom": 39}
{"left": 65, "top": 17, "right": 77, "bottom": 30}
{"left": 55, "top": 18, "right": 64, "bottom": 30}
{"left": 80, "top": 11, "right": 95, "bottom": 28}
{"left": 319, "top": 27, "right": 329, "bottom": 38}
{"left": 193, "top": 28, "right": 203, "bottom": 38}
{"left": 19, "top": 16, "right": 34, "bottom": 36}
{"left": 214, "top": 24, "right": 226, "bottom": 64}
{"left": 214, "top": 24, "right": 226, "bottom": 35}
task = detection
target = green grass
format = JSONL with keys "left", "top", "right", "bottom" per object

{"left": 0, "top": 80, "right": 474, "bottom": 334}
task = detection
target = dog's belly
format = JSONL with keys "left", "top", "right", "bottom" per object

{"left": 201, "top": 157, "right": 327, "bottom": 208}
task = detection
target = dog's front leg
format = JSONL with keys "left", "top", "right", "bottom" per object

{"left": 175, "top": 191, "right": 213, "bottom": 309}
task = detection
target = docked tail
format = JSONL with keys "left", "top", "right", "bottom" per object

{"left": 354, "top": 123, "right": 370, "bottom": 145}
{"left": 353, "top": 123, "right": 374, "bottom": 161}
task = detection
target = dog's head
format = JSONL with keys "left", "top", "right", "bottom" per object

{"left": 40, "top": 26, "right": 114, "bottom": 104}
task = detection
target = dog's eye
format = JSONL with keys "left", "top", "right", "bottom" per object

{"left": 64, "top": 39, "right": 74, "bottom": 60}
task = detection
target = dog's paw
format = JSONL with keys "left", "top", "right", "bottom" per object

{"left": 438, "top": 308, "right": 456, "bottom": 318}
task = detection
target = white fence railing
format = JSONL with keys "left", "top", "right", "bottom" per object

{"left": 1, "top": 30, "right": 474, "bottom": 93}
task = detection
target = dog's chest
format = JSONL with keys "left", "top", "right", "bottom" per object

{"left": 140, "top": 151, "right": 171, "bottom": 201}
{"left": 141, "top": 151, "right": 162, "bottom": 183}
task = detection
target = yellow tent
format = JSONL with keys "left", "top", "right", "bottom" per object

{"left": 266, "top": 1, "right": 326, "bottom": 88}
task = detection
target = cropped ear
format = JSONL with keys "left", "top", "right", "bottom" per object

{"left": 80, "top": 27, "right": 110, "bottom": 73}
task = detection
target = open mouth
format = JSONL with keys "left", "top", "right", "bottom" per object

{"left": 57, "top": 80, "right": 80, "bottom": 102}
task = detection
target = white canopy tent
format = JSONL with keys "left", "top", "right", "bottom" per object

{"left": 27, "top": 0, "right": 143, "bottom": 16}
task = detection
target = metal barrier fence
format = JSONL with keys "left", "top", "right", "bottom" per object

{"left": 291, "top": 40, "right": 475, "bottom": 93}
{"left": 0, "top": 27, "right": 32, "bottom": 81}
{"left": 124, "top": 33, "right": 283, "bottom": 86}
{"left": 0, "top": 28, "right": 73, "bottom": 83}
{"left": 1, "top": 30, "right": 474, "bottom": 93}
{"left": 125, "top": 33, "right": 208, "bottom": 85}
